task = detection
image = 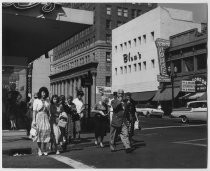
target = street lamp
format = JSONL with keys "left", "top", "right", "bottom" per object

{"left": 167, "top": 65, "right": 178, "bottom": 110}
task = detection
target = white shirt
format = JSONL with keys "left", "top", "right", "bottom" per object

{"left": 33, "top": 99, "right": 49, "bottom": 112}
{"left": 73, "top": 98, "right": 84, "bottom": 114}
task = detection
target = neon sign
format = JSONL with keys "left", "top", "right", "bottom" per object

{"left": 2, "top": 3, "right": 56, "bottom": 13}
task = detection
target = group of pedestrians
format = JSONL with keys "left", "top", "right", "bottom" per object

{"left": 31, "top": 86, "right": 137, "bottom": 156}
{"left": 31, "top": 86, "right": 85, "bottom": 156}
{"left": 92, "top": 89, "right": 137, "bottom": 153}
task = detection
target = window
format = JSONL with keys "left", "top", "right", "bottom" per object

{"left": 124, "top": 66, "right": 127, "bottom": 73}
{"left": 131, "top": 9, "right": 137, "bottom": 18}
{"left": 117, "top": 7, "right": 122, "bottom": 16}
{"left": 115, "top": 68, "right": 117, "bottom": 75}
{"left": 143, "top": 61, "right": 146, "bottom": 69}
{"left": 106, "top": 6, "right": 111, "bottom": 15}
{"left": 134, "top": 64, "right": 137, "bottom": 71}
{"left": 128, "top": 65, "right": 131, "bottom": 73}
{"left": 123, "top": 8, "right": 128, "bottom": 17}
{"left": 106, "top": 76, "right": 111, "bottom": 87}
{"left": 138, "top": 36, "right": 141, "bottom": 45}
{"left": 106, "top": 52, "right": 111, "bottom": 63}
{"left": 184, "top": 57, "right": 194, "bottom": 72}
{"left": 151, "top": 31, "right": 154, "bottom": 41}
{"left": 172, "top": 60, "right": 181, "bottom": 73}
{"left": 128, "top": 40, "right": 131, "bottom": 48}
{"left": 120, "top": 67, "right": 123, "bottom": 74}
{"left": 106, "top": 34, "right": 111, "bottom": 43}
{"left": 124, "top": 42, "right": 127, "bottom": 49}
{"left": 138, "top": 63, "right": 141, "bottom": 71}
{"left": 151, "top": 59, "right": 155, "bottom": 68}
{"left": 197, "top": 54, "right": 207, "bottom": 70}
{"left": 117, "top": 21, "right": 122, "bottom": 27}
{"left": 106, "top": 20, "right": 111, "bottom": 29}
{"left": 143, "top": 34, "right": 146, "bottom": 43}
{"left": 134, "top": 38, "right": 137, "bottom": 46}
{"left": 115, "top": 46, "right": 117, "bottom": 52}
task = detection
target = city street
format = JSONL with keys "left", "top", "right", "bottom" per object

{"left": 2, "top": 116, "right": 207, "bottom": 168}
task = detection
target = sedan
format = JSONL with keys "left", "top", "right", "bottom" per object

{"left": 136, "top": 106, "right": 164, "bottom": 118}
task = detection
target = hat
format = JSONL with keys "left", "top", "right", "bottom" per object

{"left": 117, "top": 89, "right": 124, "bottom": 94}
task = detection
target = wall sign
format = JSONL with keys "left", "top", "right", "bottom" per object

{"left": 181, "top": 81, "right": 195, "bottom": 92}
{"left": 123, "top": 52, "right": 141, "bottom": 63}
{"left": 155, "top": 38, "right": 170, "bottom": 82}
{"left": 192, "top": 76, "right": 207, "bottom": 92}
{"left": 96, "top": 86, "right": 112, "bottom": 94}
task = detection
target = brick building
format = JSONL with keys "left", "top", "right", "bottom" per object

{"left": 153, "top": 26, "right": 207, "bottom": 114}
{"left": 49, "top": 3, "right": 157, "bottom": 112}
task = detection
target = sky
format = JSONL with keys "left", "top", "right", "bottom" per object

{"left": 159, "top": 3, "right": 208, "bottom": 23}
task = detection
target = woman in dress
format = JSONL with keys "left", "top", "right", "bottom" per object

{"left": 49, "top": 95, "right": 61, "bottom": 155}
{"left": 91, "top": 96, "right": 109, "bottom": 148}
{"left": 32, "top": 87, "right": 51, "bottom": 156}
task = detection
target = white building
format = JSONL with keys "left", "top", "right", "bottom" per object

{"left": 112, "top": 6, "right": 201, "bottom": 101}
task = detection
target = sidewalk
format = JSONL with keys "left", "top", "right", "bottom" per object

{"left": 2, "top": 130, "right": 98, "bottom": 156}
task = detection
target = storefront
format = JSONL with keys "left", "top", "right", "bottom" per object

{"left": 2, "top": 3, "right": 93, "bottom": 129}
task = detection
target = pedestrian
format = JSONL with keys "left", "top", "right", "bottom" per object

{"left": 49, "top": 95, "right": 61, "bottom": 155}
{"left": 32, "top": 87, "right": 51, "bottom": 156}
{"left": 66, "top": 95, "right": 77, "bottom": 144}
{"left": 124, "top": 92, "right": 137, "bottom": 144}
{"left": 110, "top": 89, "right": 133, "bottom": 153}
{"left": 73, "top": 89, "right": 85, "bottom": 140}
{"left": 108, "top": 92, "right": 117, "bottom": 124}
{"left": 59, "top": 95, "right": 69, "bottom": 151}
{"left": 91, "top": 96, "right": 109, "bottom": 148}
{"left": 7, "top": 83, "right": 22, "bottom": 130}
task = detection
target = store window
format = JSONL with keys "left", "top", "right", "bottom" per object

{"left": 184, "top": 57, "right": 194, "bottom": 72}
{"left": 106, "top": 76, "right": 111, "bottom": 87}
{"left": 197, "top": 54, "right": 207, "bottom": 70}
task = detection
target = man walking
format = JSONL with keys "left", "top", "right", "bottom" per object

{"left": 110, "top": 89, "right": 133, "bottom": 153}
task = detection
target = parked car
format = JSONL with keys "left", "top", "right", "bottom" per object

{"left": 171, "top": 100, "right": 207, "bottom": 123}
{"left": 135, "top": 104, "right": 164, "bottom": 118}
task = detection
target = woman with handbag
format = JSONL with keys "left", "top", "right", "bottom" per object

{"left": 91, "top": 96, "right": 109, "bottom": 148}
{"left": 49, "top": 95, "right": 62, "bottom": 155}
{"left": 32, "top": 87, "right": 51, "bottom": 156}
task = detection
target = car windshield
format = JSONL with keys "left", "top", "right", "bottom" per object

{"left": 187, "top": 102, "right": 207, "bottom": 108}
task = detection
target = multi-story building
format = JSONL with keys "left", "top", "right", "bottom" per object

{"left": 112, "top": 7, "right": 201, "bottom": 103}
{"left": 152, "top": 26, "right": 207, "bottom": 112}
{"left": 49, "top": 3, "right": 157, "bottom": 111}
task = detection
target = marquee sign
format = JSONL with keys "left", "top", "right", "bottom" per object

{"left": 2, "top": 3, "right": 56, "bottom": 13}
{"left": 155, "top": 38, "right": 170, "bottom": 82}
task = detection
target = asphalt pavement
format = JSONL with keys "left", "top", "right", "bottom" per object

{"left": 2, "top": 116, "right": 208, "bottom": 168}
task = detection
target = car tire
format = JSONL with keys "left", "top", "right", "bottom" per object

{"left": 181, "top": 116, "right": 189, "bottom": 124}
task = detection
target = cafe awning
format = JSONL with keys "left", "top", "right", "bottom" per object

{"left": 131, "top": 91, "right": 156, "bottom": 101}
{"left": 152, "top": 88, "right": 180, "bottom": 101}
{"left": 2, "top": 3, "right": 93, "bottom": 65}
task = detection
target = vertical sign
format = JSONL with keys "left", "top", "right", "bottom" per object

{"left": 155, "top": 38, "right": 171, "bottom": 82}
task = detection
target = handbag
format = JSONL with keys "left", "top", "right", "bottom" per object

{"left": 111, "top": 114, "right": 123, "bottom": 128}
{"left": 134, "top": 120, "right": 141, "bottom": 130}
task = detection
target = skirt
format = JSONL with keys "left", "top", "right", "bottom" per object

{"left": 36, "top": 111, "right": 51, "bottom": 143}
{"left": 94, "top": 114, "right": 107, "bottom": 137}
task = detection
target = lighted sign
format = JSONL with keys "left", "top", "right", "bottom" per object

{"left": 192, "top": 76, "right": 207, "bottom": 92}
{"left": 155, "top": 38, "right": 170, "bottom": 82}
{"left": 123, "top": 52, "right": 141, "bottom": 63}
{"left": 2, "top": 3, "right": 56, "bottom": 13}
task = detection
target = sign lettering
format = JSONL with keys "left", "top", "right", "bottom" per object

{"left": 181, "top": 81, "right": 195, "bottom": 92}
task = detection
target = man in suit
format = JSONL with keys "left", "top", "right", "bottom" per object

{"left": 110, "top": 89, "right": 133, "bottom": 153}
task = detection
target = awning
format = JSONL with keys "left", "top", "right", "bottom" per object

{"left": 197, "top": 92, "right": 207, "bottom": 100}
{"left": 131, "top": 91, "right": 156, "bottom": 102}
{"left": 188, "top": 92, "right": 206, "bottom": 100}
{"left": 152, "top": 88, "right": 180, "bottom": 101}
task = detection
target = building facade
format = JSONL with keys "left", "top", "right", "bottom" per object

{"left": 153, "top": 27, "right": 207, "bottom": 107}
{"left": 49, "top": 3, "right": 157, "bottom": 110}
{"left": 112, "top": 6, "right": 201, "bottom": 102}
